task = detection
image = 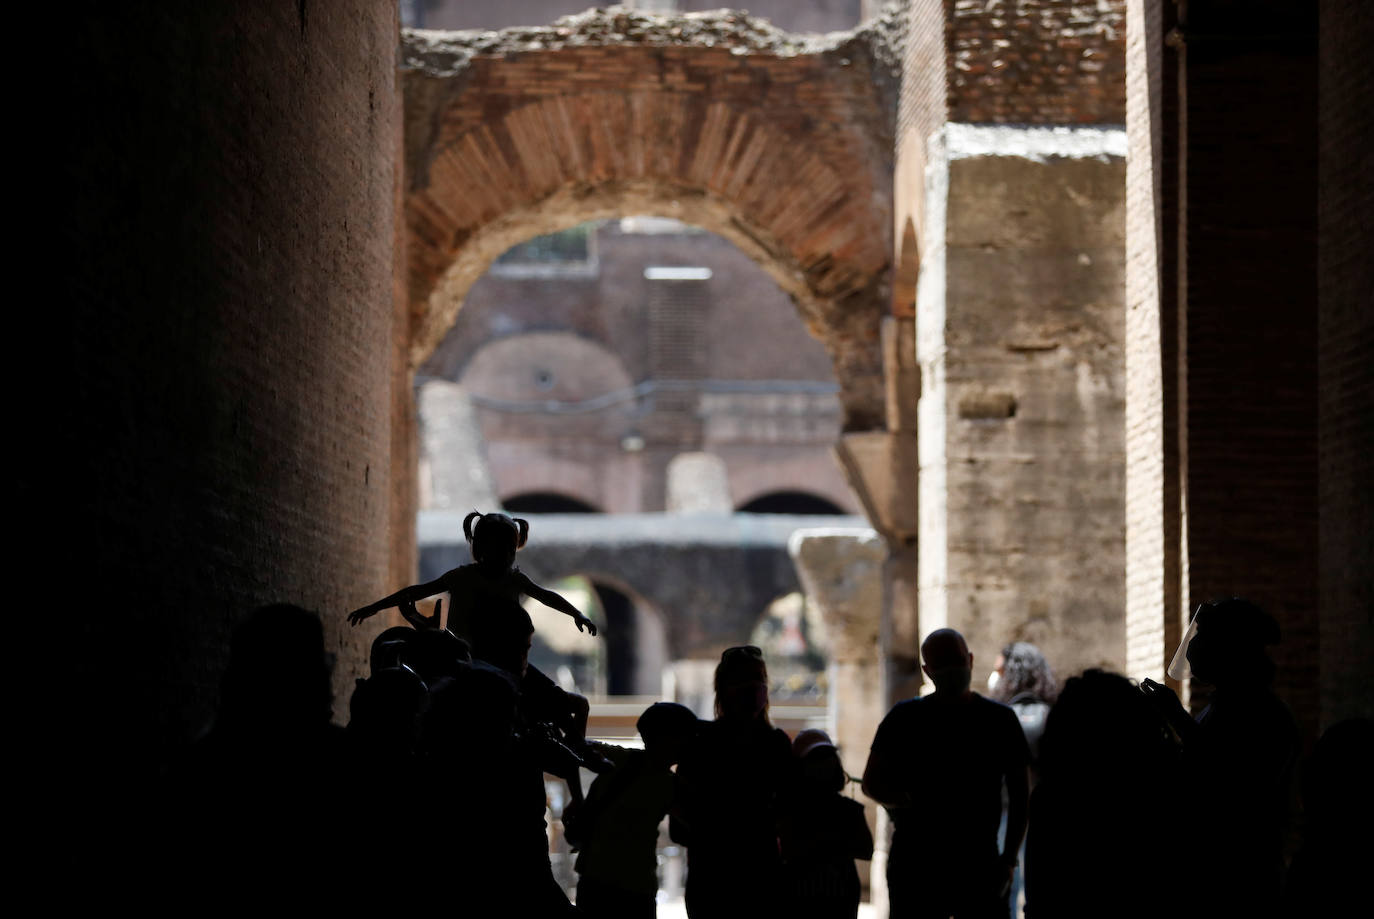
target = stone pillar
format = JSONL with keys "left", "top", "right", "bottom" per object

{"left": 416, "top": 380, "right": 500, "bottom": 511}
{"left": 663, "top": 657, "right": 718, "bottom": 720}
{"left": 834, "top": 317, "right": 923, "bottom": 703}
{"left": 665, "top": 451, "right": 733, "bottom": 514}
{"left": 788, "top": 526, "right": 887, "bottom": 900}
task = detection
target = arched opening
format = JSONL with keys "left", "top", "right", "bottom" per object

{"left": 503, "top": 492, "right": 601, "bottom": 514}
{"left": 417, "top": 217, "right": 853, "bottom": 517}
{"left": 749, "top": 591, "right": 831, "bottom": 735}
{"left": 738, "top": 490, "right": 848, "bottom": 515}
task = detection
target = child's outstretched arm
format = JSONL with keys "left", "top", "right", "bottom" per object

{"left": 517, "top": 575, "right": 599, "bottom": 635}
{"left": 347, "top": 577, "right": 447, "bottom": 626}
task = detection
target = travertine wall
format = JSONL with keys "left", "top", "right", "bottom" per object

{"left": 900, "top": 0, "right": 1129, "bottom": 688}
{"left": 936, "top": 130, "right": 1128, "bottom": 684}
{"left": 59, "top": 1, "right": 403, "bottom": 765}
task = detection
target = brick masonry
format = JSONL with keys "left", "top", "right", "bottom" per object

{"left": 1122, "top": 0, "right": 1374, "bottom": 733}
{"left": 58, "top": 1, "right": 403, "bottom": 764}
{"left": 402, "top": 7, "right": 903, "bottom": 430}
{"left": 1317, "top": 0, "right": 1374, "bottom": 728}
{"left": 1124, "top": 0, "right": 1180, "bottom": 683}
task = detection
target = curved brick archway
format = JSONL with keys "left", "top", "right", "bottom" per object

{"left": 401, "top": 8, "right": 901, "bottom": 429}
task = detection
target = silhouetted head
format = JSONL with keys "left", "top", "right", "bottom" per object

{"left": 219, "top": 603, "right": 333, "bottom": 734}
{"left": 463, "top": 511, "right": 528, "bottom": 575}
{"left": 637, "top": 701, "right": 699, "bottom": 766}
{"left": 1039, "top": 669, "right": 1173, "bottom": 782}
{"left": 422, "top": 664, "right": 519, "bottom": 761}
{"left": 370, "top": 625, "right": 416, "bottom": 674}
{"left": 793, "top": 729, "right": 847, "bottom": 793}
{"left": 348, "top": 665, "right": 429, "bottom": 754}
{"left": 992, "top": 641, "right": 1058, "bottom": 704}
{"left": 921, "top": 629, "right": 973, "bottom": 696}
{"left": 1187, "top": 598, "right": 1280, "bottom": 687}
{"left": 469, "top": 600, "right": 535, "bottom": 677}
{"left": 400, "top": 628, "right": 472, "bottom": 685}
{"left": 714, "top": 645, "right": 770, "bottom": 724}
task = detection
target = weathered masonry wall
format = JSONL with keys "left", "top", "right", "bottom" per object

{"left": 897, "top": 0, "right": 1127, "bottom": 270}
{"left": 922, "top": 127, "right": 1128, "bottom": 683}
{"left": 59, "top": 1, "right": 403, "bottom": 769}
{"left": 402, "top": 8, "right": 903, "bottom": 430}
{"left": 901, "top": 1, "right": 1129, "bottom": 687}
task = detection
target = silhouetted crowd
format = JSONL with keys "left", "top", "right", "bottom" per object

{"left": 164, "top": 514, "right": 1371, "bottom": 919}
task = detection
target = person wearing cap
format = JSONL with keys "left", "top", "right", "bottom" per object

{"left": 778, "top": 729, "right": 874, "bottom": 918}
{"left": 862, "top": 628, "right": 1030, "bottom": 919}
{"left": 1139, "top": 597, "right": 1297, "bottom": 919}
{"left": 569, "top": 702, "right": 700, "bottom": 919}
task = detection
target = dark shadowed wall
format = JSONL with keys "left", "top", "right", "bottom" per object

{"left": 56, "top": 1, "right": 402, "bottom": 775}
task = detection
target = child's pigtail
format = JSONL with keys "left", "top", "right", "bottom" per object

{"left": 514, "top": 517, "right": 530, "bottom": 549}
{"left": 463, "top": 510, "right": 482, "bottom": 544}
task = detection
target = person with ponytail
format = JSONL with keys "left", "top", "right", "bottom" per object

{"left": 670, "top": 645, "right": 795, "bottom": 917}
{"left": 347, "top": 510, "right": 602, "bottom": 759}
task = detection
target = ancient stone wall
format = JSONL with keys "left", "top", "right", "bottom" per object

{"left": 939, "top": 130, "right": 1128, "bottom": 683}
{"left": 59, "top": 1, "right": 402, "bottom": 765}
{"left": 899, "top": 0, "right": 1130, "bottom": 689}
{"left": 402, "top": 7, "right": 903, "bottom": 429}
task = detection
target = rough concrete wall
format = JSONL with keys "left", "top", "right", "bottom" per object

{"left": 1317, "top": 0, "right": 1374, "bottom": 726}
{"left": 941, "top": 131, "right": 1127, "bottom": 685}
{"left": 1123, "top": 0, "right": 1181, "bottom": 683}
{"left": 1177, "top": 5, "right": 1319, "bottom": 732}
{"left": 59, "top": 1, "right": 401, "bottom": 767}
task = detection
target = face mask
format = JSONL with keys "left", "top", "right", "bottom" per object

{"left": 986, "top": 670, "right": 1000, "bottom": 692}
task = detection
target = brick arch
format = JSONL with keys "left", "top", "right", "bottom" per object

{"left": 402, "top": 10, "right": 899, "bottom": 429}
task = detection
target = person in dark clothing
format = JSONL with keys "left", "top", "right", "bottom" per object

{"left": 423, "top": 624, "right": 579, "bottom": 916}
{"left": 348, "top": 510, "right": 602, "bottom": 768}
{"left": 863, "top": 629, "right": 1030, "bottom": 919}
{"left": 778, "top": 729, "right": 874, "bottom": 919}
{"left": 1022, "top": 670, "right": 1177, "bottom": 919}
{"left": 162, "top": 605, "right": 348, "bottom": 899}
{"left": 1140, "top": 598, "right": 1297, "bottom": 919}
{"left": 671, "top": 645, "right": 795, "bottom": 918}
{"left": 570, "top": 701, "right": 700, "bottom": 919}
{"left": 1284, "top": 718, "right": 1374, "bottom": 918}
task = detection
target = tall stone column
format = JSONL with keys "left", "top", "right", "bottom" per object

{"left": 788, "top": 527, "right": 887, "bottom": 899}
{"left": 834, "top": 317, "right": 923, "bottom": 704}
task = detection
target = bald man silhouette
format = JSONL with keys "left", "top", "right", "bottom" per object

{"left": 863, "top": 629, "right": 1030, "bottom": 919}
